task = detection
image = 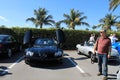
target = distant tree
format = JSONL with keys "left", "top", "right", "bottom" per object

{"left": 109, "top": 0, "right": 120, "bottom": 11}
{"left": 114, "top": 21, "right": 120, "bottom": 30}
{"left": 85, "top": 28, "right": 89, "bottom": 31}
{"left": 60, "top": 9, "right": 89, "bottom": 29}
{"left": 0, "top": 25, "right": 6, "bottom": 28}
{"left": 92, "top": 25, "right": 98, "bottom": 29}
{"left": 54, "top": 21, "right": 62, "bottom": 29}
{"left": 26, "top": 8, "right": 55, "bottom": 28}
{"left": 95, "top": 14, "right": 120, "bottom": 31}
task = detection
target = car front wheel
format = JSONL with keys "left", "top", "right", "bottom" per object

{"left": 76, "top": 48, "right": 82, "bottom": 55}
{"left": 19, "top": 45, "right": 22, "bottom": 52}
{"left": 25, "top": 58, "right": 30, "bottom": 64}
{"left": 7, "top": 49, "right": 12, "bottom": 58}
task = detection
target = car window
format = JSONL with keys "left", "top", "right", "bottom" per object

{"left": 84, "top": 41, "right": 94, "bottom": 46}
{"left": 11, "top": 36, "right": 17, "bottom": 42}
{"left": 0, "top": 36, "right": 5, "bottom": 42}
{"left": 6, "top": 36, "right": 12, "bottom": 42}
{"left": 34, "top": 39, "right": 56, "bottom": 46}
{"left": 5, "top": 36, "right": 17, "bottom": 42}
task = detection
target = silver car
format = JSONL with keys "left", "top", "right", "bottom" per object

{"left": 76, "top": 41, "right": 119, "bottom": 61}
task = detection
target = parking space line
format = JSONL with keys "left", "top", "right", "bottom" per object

{"left": 1, "top": 56, "right": 25, "bottom": 75}
{"left": 8, "top": 56, "right": 25, "bottom": 69}
{"left": 65, "top": 56, "right": 85, "bottom": 73}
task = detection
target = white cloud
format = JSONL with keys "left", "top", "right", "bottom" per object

{"left": 0, "top": 16, "right": 9, "bottom": 22}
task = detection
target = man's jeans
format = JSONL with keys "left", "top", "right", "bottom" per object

{"left": 97, "top": 53, "right": 108, "bottom": 77}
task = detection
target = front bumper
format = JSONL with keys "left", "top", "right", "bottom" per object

{"left": 0, "top": 49, "right": 8, "bottom": 54}
{"left": 108, "top": 56, "right": 119, "bottom": 61}
{"left": 25, "top": 55, "right": 63, "bottom": 61}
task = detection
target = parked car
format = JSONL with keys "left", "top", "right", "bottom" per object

{"left": 0, "top": 34, "right": 22, "bottom": 58}
{"left": 23, "top": 29, "right": 65, "bottom": 64}
{"left": 112, "top": 42, "right": 120, "bottom": 56}
{"left": 76, "top": 41, "right": 119, "bottom": 61}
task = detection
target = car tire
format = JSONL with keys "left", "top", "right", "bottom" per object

{"left": 25, "top": 59, "right": 30, "bottom": 64}
{"left": 87, "top": 52, "right": 92, "bottom": 58}
{"left": 7, "top": 49, "right": 12, "bottom": 58}
{"left": 76, "top": 48, "right": 82, "bottom": 55}
{"left": 77, "top": 51, "right": 82, "bottom": 55}
{"left": 19, "top": 45, "right": 22, "bottom": 52}
{"left": 57, "top": 59, "right": 63, "bottom": 64}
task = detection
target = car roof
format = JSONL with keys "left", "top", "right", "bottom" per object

{"left": 0, "top": 34, "right": 10, "bottom": 38}
{"left": 0, "top": 34, "right": 10, "bottom": 41}
{"left": 0, "top": 34, "right": 10, "bottom": 37}
{"left": 36, "top": 38, "right": 54, "bottom": 40}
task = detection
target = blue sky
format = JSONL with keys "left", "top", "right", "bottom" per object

{"left": 0, "top": 0, "right": 120, "bottom": 30}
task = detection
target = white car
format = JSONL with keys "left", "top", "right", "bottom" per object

{"left": 76, "top": 41, "right": 119, "bottom": 61}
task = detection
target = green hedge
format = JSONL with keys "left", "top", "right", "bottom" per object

{"left": 0, "top": 27, "right": 120, "bottom": 50}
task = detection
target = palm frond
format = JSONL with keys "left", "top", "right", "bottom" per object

{"left": 109, "top": 0, "right": 120, "bottom": 11}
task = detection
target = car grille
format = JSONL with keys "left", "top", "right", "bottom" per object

{"left": 110, "top": 56, "right": 118, "bottom": 59}
{"left": 33, "top": 52, "right": 54, "bottom": 58}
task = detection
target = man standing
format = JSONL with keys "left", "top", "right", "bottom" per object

{"left": 93, "top": 29, "right": 111, "bottom": 80}
{"left": 88, "top": 33, "right": 95, "bottom": 44}
{"left": 111, "top": 33, "right": 118, "bottom": 44}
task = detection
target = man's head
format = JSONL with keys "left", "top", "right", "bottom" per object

{"left": 113, "top": 33, "right": 116, "bottom": 37}
{"left": 100, "top": 29, "right": 107, "bottom": 37}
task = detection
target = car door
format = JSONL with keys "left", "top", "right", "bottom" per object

{"left": 82, "top": 45, "right": 89, "bottom": 55}
{"left": 83, "top": 46, "right": 92, "bottom": 56}
{"left": 79, "top": 44, "right": 85, "bottom": 53}
{"left": 11, "top": 36, "right": 20, "bottom": 51}
{"left": 23, "top": 30, "right": 32, "bottom": 46}
{"left": 55, "top": 29, "right": 65, "bottom": 48}
{"left": 56, "top": 29, "right": 65, "bottom": 44}
{"left": 82, "top": 42, "right": 93, "bottom": 56}
{"left": 8, "top": 36, "right": 19, "bottom": 52}
{"left": 81, "top": 41, "right": 88, "bottom": 54}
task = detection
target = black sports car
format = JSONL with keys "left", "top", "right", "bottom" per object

{"left": 0, "top": 34, "right": 22, "bottom": 58}
{"left": 23, "top": 29, "right": 65, "bottom": 64}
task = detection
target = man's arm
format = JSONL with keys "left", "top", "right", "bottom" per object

{"left": 108, "top": 38, "right": 111, "bottom": 58}
{"left": 108, "top": 46, "right": 111, "bottom": 58}
{"left": 93, "top": 40, "right": 98, "bottom": 54}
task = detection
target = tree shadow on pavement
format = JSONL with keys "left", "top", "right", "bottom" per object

{"left": 28, "top": 57, "right": 76, "bottom": 70}
{"left": 0, "top": 66, "right": 12, "bottom": 76}
{"left": 0, "top": 52, "right": 24, "bottom": 63}
{"left": 108, "top": 60, "right": 120, "bottom": 66}
{"left": 73, "top": 57, "right": 89, "bottom": 60}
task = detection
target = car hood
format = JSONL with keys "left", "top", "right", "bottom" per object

{"left": 112, "top": 42, "right": 120, "bottom": 48}
{"left": 111, "top": 48, "right": 119, "bottom": 56}
{"left": 26, "top": 46, "right": 59, "bottom": 53}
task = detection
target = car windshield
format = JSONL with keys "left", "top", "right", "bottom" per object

{"left": 84, "top": 41, "right": 94, "bottom": 46}
{"left": 34, "top": 38, "right": 57, "bottom": 46}
{"left": 0, "top": 35, "right": 7, "bottom": 42}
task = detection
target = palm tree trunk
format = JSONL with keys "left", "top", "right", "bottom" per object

{"left": 40, "top": 24, "right": 42, "bottom": 28}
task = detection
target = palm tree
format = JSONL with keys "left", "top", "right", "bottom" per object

{"left": 60, "top": 9, "right": 89, "bottom": 29}
{"left": 95, "top": 14, "right": 120, "bottom": 31}
{"left": 109, "top": 0, "right": 120, "bottom": 11}
{"left": 26, "top": 8, "right": 55, "bottom": 28}
{"left": 54, "top": 21, "right": 62, "bottom": 29}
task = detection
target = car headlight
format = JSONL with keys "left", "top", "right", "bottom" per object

{"left": 26, "top": 51, "right": 34, "bottom": 56}
{"left": 55, "top": 51, "right": 62, "bottom": 56}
